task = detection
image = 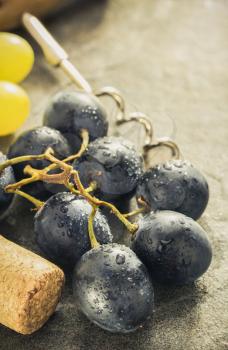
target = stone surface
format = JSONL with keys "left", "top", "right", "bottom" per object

{"left": 0, "top": 0, "right": 228, "bottom": 349}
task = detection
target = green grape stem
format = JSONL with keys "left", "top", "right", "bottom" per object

{"left": 123, "top": 206, "right": 146, "bottom": 218}
{"left": 1, "top": 128, "right": 89, "bottom": 184}
{"left": 0, "top": 153, "right": 47, "bottom": 173}
{"left": 6, "top": 188, "right": 44, "bottom": 209}
{"left": 41, "top": 128, "right": 89, "bottom": 174}
{"left": 2, "top": 127, "right": 139, "bottom": 236}
{"left": 72, "top": 171, "right": 138, "bottom": 234}
{"left": 88, "top": 205, "right": 100, "bottom": 249}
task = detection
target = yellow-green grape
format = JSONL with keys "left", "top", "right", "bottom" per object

{"left": 0, "top": 33, "right": 34, "bottom": 83}
{"left": 0, "top": 81, "right": 30, "bottom": 136}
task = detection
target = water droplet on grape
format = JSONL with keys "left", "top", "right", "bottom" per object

{"left": 116, "top": 254, "right": 125, "bottom": 265}
{"left": 60, "top": 205, "right": 68, "bottom": 213}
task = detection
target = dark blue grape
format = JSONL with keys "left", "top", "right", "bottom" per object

{"left": 137, "top": 160, "right": 209, "bottom": 220}
{"left": 7, "top": 126, "right": 71, "bottom": 198}
{"left": 43, "top": 91, "right": 108, "bottom": 152}
{"left": 0, "top": 152, "right": 15, "bottom": 217}
{"left": 73, "top": 243, "right": 154, "bottom": 333}
{"left": 34, "top": 192, "right": 113, "bottom": 268}
{"left": 73, "top": 136, "right": 143, "bottom": 201}
{"left": 132, "top": 211, "right": 212, "bottom": 285}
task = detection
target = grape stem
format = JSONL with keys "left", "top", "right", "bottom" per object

{"left": 88, "top": 205, "right": 100, "bottom": 249}
{"left": 3, "top": 128, "right": 139, "bottom": 236}
{"left": 24, "top": 147, "right": 73, "bottom": 186}
{"left": 42, "top": 128, "right": 89, "bottom": 174}
{"left": 123, "top": 206, "right": 146, "bottom": 218}
{"left": 5, "top": 175, "right": 40, "bottom": 192}
{"left": 6, "top": 154, "right": 138, "bottom": 234}
{"left": 0, "top": 153, "right": 47, "bottom": 173}
{"left": 137, "top": 196, "right": 150, "bottom": 209}
{"left": 6, "top": 188, "right": 44, "bottom": 209}
{"left": 85, "top": 181, "right": 97, "bottom": 193}
{"left": 1, "top": 128, "right": 89, "bottom": 183}
{"left": 72, "top": 170, "right": 138, "bottom": 234}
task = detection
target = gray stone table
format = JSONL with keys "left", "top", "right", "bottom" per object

{"left": 0, "top": 0, "right": 228, "bottom": 349}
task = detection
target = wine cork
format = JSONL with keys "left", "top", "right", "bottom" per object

{"left": 0, "top": 235, "right": 65, "bottom": 334}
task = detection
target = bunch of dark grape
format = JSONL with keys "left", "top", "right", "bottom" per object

{"left": 0, "top": 90, "right": 212, "bottom": 333}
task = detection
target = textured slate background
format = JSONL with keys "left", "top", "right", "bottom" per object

{"left": 0, "top": 0, "right": 228, "bottom": 349}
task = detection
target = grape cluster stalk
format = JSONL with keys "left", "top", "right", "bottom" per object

{"left": 0, "top": 129, "right": 140, "bottom": 249}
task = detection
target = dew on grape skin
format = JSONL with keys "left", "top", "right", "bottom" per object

{"left": 73, "top": 244, "right": 154, "bottom": 333}
{"left": 74, "top": 136, "right": 143, "bottom": 200}
{"left": 34, "top": 192, "right": 112, "bottom": 268}
{"left": 137, "top": 159, "right": 209, "bottom": 220}
{"left": 132, "top": 211, "right": 212, "bottom": 285}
